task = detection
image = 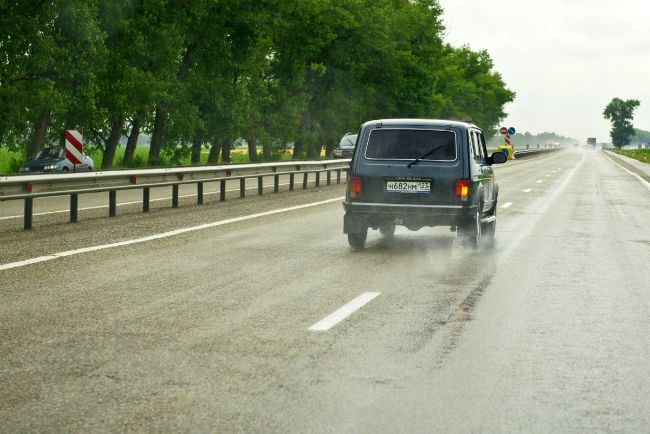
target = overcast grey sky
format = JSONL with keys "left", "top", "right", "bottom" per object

{"left": 438, "top": 0, "right": 650, "bottom": 142}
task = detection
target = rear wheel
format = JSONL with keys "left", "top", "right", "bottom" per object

{"left": 483, "top": 202, "right": 497, "bottom": 242}
{"left": 460, "top": 205, "right": 482, "bottom": 249}
{"left": 379, "top": 223, "right": 395, "bottom": 238}
{"left": 347, "top": 227, "right": 368, "bottom": 250}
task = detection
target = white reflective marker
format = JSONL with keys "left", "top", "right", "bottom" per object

{"left": 309, "top": 292, "right": 381, "bottom": 331}
{"left": 0, "top": 196, "right": 345, "bottom": 271}
{"left": 501, "top": 202, "right": 513, "bottom": 208}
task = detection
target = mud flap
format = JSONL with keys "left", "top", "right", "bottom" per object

{"left": 344, "top": 213, "right": 366, "bottom": 234}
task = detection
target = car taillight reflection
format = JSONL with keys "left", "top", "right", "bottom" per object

{"left": 349, "top": 176, "right": 362, "bottom": 198}
{"left": 454, "top": 179, "right": 469, "bottom": 202}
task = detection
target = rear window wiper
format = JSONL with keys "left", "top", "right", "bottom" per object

{"left": 407, "top": 145, "right": 443, "bottom": 168}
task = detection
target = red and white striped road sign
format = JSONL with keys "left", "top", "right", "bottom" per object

{"left": 65, "top": 130, "right": 83, "bottom": 165}
{"left": 505, "top": 135, "right": 511, "bottom": 145}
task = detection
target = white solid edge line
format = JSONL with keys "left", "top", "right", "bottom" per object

{"left": 603, "top": 153, "right": 650, "bottom": 191}
{"left": 501, "top": 202, "right": 513, "bottom": 208}
{"left": 523, "top": 189, "right": 532, "bottom": 192}
{"left": 0, "top": 182, "right": 300, "bottom": 221}
{"left": 0, "top": 196, "right": 345, "bottom": 271}
{"left": 309, "top": 292, "right": 381, "bottom": 332}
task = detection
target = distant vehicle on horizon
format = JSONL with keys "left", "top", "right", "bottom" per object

{"left": 20, "top": 147, "right": 95, "bottom": 173}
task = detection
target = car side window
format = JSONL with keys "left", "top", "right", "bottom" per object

{"left": 471, "top": 131, "right": 485, "bottom": 164}
{"left": 468, "top": 131, "right": 477, "bottom": 161}
{"left": 477, "top": 131, "right": 488, "bottom": 162}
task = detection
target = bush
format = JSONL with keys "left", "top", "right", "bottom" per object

{"left": 0, "top": 149, "right": 25, "bottom": 174}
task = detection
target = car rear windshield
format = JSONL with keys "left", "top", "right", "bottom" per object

{"left": 339, "top": 134, "right": 357, "bottom": 148}
{"left": 365, "top": 129, "right": 456, "bottom": 161}
{"left": 36, "top": 148, "right": 64, "bottom": 159}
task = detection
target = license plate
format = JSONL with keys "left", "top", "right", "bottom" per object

{"left": 385, "top": 180, "right": 431, "bottom": 194}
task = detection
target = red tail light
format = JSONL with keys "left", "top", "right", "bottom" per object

{"left": 349, "top": 176, "right": 362, "bottom": 198}
{"left": 454, "top": 179, "right": 470, "bottom": 202}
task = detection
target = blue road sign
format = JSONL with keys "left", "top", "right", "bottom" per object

{"left": 507, "top": 127, "right": 516, "bottom": 135}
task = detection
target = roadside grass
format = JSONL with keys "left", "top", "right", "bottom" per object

{"left": 87, "top": 146, "right": 293, "bottom": 168}
{"left": 610, "top": 148, "right": 650, "bottom": 164}
{"left": 85, "top": 146, "right": 291, "bottom": 169}
{"left": 0, "top": 146, "right": 296, "bottom": 175}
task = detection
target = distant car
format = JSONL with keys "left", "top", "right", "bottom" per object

{"left": 343, "top": 119, "right": 507, "bottom": 249}
{"left": 20, "top": 147, "right": 94, "bottom": 173}
{"left": 332, "top": 133, "right": 358, "bottom": 158}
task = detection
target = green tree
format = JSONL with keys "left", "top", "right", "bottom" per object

{"left": 1, "top": 1, "right": 104, "bottom": 158}
{"left": 603, "top": 98, "right": 641, "bottom": 148}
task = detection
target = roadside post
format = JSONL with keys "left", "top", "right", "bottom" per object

{"left": 498, "top": 126, "right": 515, "bottom": 160}
{"left": 65, "top": 129, "right": 83, "bottom": 172}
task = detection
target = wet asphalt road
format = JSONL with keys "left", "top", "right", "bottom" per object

{"left": 1, "top": 149, "right": 649, "bottom": 432}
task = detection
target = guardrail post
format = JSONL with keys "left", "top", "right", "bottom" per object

{"left": 240, "top": 178, "right": 245, "bottom": 198}
{"left": 327, "top": 170, "right": 331, "bottom": 185}
{"left": 172, "top": 184, "right": 179, "bottom": 208}
{"left": 336, "top": 169, "right": 341, "bottom": 184}
{"left": 220, "top": 180, "right": 226, "bottom": 201}
{"left": 257, "top": 176, "right": 263, "bottom": 196}
{"left": 274, "top": 174, "right": 279, "bottom": 193}
{"left": 143, "top": 188, "right": 150, "bottom": 212}
{"left": 302, "top": 172, "right": 308, "bottom": 189}
{"left": 24, "top": 198, "right": 33, "bottom": 230}
{"left": 315, "top": 171, "right": 320, "bottom": 187}
{"left": 197, "top": 182, "right": 204, "bottom": 205}
{"left": 70, "top": 193, "right": 78, "bottom": 223}
{"left": 289, "top": 173, "right": 294, "bottom": 191}
{"left": 109, "top": 190, "right": 116, "bottom": 217}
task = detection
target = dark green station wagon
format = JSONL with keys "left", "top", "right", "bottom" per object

{"left": 343, "top": 119, "right": 507, "bottom": 249}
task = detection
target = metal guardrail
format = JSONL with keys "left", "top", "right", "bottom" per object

{"left": 513, "top": 145, "right": 562, "bottom": 157}
{"left": 0, "top": 159, "right": 351, "bottom": 230}
{"left": 0, "top": 147, "right": 561, "bottom": 230}
{"left": 485, "top": 147, "right": 562, "bottom": 160}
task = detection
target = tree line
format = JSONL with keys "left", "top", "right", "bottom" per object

{"left": 0, "top": 0, "right": 515, "bottom": 169}
{"left": 488, "top": 131, "right": 578, "bottom": 148}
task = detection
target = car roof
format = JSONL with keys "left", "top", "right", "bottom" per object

{"left": 360, "top": 118, "right": 478, "bottom": 130}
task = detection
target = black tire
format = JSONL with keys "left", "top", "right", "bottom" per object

{"left": 379, "top": 223, "right": 395, "bottom": 238}
{"left": 347, "top": 227, "right": 368, "bottom": 250}
{"left": 62, "top": 166, "right": 69, "bottom": 172}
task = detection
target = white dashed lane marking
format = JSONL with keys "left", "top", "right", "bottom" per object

{"left": 501, "top": 202, "right": 513, "bottom": 208}
{"left": 524, "top": 189, "right": 532, "bottom": 193}
{"left": 309, "top": 292, "right": 381, "bottom": 332}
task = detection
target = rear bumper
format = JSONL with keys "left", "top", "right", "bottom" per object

{"left": 343, "top": 201, "right": 475, "bottom": 232}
